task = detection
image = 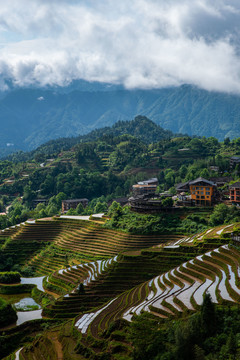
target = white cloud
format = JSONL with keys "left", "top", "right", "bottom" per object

{"left": 0, "top": 0, "right": 239, "bottom": 93}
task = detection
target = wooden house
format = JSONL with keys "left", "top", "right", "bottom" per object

{"left": 189, "top": 177, "right": 217, "bottom": 206}
{"left": 62, "top": 199, "right": 89, "bottom": 213}
{"left": 229, "top": 182, "right": 240, "bottom": 205}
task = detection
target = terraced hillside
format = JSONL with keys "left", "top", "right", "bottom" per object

{"left": 4, "top": 221, "right": 240, "bottom": 360}
{"left": 0, "top": 220, "right": 62, "bottom": 266}
{"left": 0, "top": 225, "right": 20, "bottom": 248}
{"left": 0, "top": 217, "right": 181, "bottom": 274}
{"left": 43, "top": 241, "right": 209, "bottom": 318}
{"left": 41, "top": 224, "right": 234, "bottom": 320}
{"left": 68, "top": 242, "right": 240, "bottom": 358}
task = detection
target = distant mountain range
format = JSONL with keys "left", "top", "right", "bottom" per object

{"left": 1, "top": 81, "right": 240, "bottom": 156}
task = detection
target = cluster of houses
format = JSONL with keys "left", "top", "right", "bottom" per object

{"left": 54, "top": 176, "right": 240, "bottom": 214}
{"left": 32, "top": 154, "right": 240, "bottom": 214}
{"left": 31, "top": 175, "right": 240, "bottom": 215}
{"left": 177, "top": 178, "right": 240, "bottom": 206}
{"left": 128, "top": 176, "right": 240, "bottom": 212}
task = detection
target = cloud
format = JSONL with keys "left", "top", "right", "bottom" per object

{"left": 0, "top": 0, "right": 240, "bottom": 93}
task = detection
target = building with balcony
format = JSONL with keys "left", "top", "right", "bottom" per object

{"left": 132, "top": 184, "right": 157, "bottom": 196}
{"left": 132, "top": 178, "right": 158, "bottom": 196}
{"left": 189, "top": 177, "right": 217, "bottom": 206}
{"left": 229, "top": 182, "right": 240, "bottom": 205}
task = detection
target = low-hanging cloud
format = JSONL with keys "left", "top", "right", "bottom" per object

{"left": 0, "top": 0, "right": 240, "bottom": 93}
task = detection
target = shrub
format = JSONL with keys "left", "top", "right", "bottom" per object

{"left": 0, "top": 297, "right": 17, "bottom": 327}
{"left": 0, "top": 271, "right": 21, "bottom": 284}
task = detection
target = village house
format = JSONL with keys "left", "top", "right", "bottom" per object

{"left": 230, "top": 156, "right": 240, "bottom": 168}
{"left": 176, "top": 181, "right": 190, "bottom": 194}
{"left": 33, "top": 199, "right": 48, "bottom": 208}
{"left": 132, "top": 178, "right": 158, "bottom": 197}
{"left": 189, "top": 177, "right": 217, "bottom": 206}
{"left": 138, "top": 178, "right": 158, "bottom": 186}
{"left": 62, "top": 199, "right": 89, "bottom": 213}
{"left": 132, "top": 184, "right": 157, "bottom": 196}
{"left": 229, "top": 182, "right": 240, "bottom": 205}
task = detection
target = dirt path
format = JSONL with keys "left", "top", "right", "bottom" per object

{"left": 48, "top": 332, "right": 63, "bottom": 360}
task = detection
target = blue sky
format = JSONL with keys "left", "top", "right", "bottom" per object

{"left": 0, "top": 0, "right": 240, "bottom": 93}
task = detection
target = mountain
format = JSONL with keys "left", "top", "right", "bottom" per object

{"left": 6, "top": 116, "right": 174, "bottom": 161}
{"left": 0, "top": 82, "right": 240, "bottom": 155}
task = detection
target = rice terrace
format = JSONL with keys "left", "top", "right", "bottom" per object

{"left": 1, "top": 214, "right": 240, "bottom": 359}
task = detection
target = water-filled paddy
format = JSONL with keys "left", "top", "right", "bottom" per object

{"left": 16, "top": 309, "right": 42, "bottom": 326}
{"left": 14, "top": 297, "right": 40, "bottom": 311}
{"left": 21, "top": 276, "right": 45, "bottom": 292}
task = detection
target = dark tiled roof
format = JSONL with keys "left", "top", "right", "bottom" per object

{"left": 176, "top": 181, "right": 190, "bottom": 190}
{"left": 189, "top": 177, "right": 216, "bottom": 186}
{"left": 137, "top": 178, "right": 158, "bottom": 185}
{"left": 209, "top": 177, "right": 233, "bottom": 183}
{"left": 62, "top": 199, "right": 88, "bottom": 203}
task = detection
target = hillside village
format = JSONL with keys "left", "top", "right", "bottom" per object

{"left": 128, "top": 174, "right": 240, "bottom": 213}
{"left": 60, "top": 154, "right": 240, "bottom": 215}
{"left": 0, "top": 118, "right": 240, "bottom": 229}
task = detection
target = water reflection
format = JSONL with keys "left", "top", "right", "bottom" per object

{"left": 16, "top": 310, "right": 42, "bottom": 326}
{"left": 14, "top": 297, "right": 40, "bottom": 311}
{"left": 20, "top": 276, "right": 45, "bottom": 292}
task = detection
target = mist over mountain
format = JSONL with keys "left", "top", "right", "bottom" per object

{"left": 1, "top": 82, "right": 240, "bottom": 156}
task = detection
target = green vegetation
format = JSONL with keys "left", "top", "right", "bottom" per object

{"left": 128, "top": 295, "right": 240, "bottom": 360}
{"left": 0, "top": 217, "right": 239, "bottom": 358}
{"left": 0, "top": 272, "right": 20, "bottom": 284}
{"left": 105, "top": 203, "right": 240, "bottom": 235}
{"left": 0, "top": 116, "right": 240, "bottom": 232}
{"left": 0, "top": 117, "right": 240, "bottom": 359}
{"left": 209, "top": 204, "right": 240, "bottom": 226}
{"left": 0, "top": 296, "right": 17, "bottom": 327}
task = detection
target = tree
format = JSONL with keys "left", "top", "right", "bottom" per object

{"left": 224, "top": 137, "right": 230, "bottom": 146}
{"left": 107, "top": 201, "right": 123, "bottom": 217}
{"left": 209, "top": 204, "right": 229, "bottom": 226}
{"left": 200, "top": 292, "right": 216, "bottom": 337}
{"left": 55, "top": 192, "right": 67, "bottom": 208}
{"left": 129, "top": 312, "right": 165, "bottom": 360}
{"left": 77, "top": 283, "right": 85, "bottom": 295}
{"left": 0, "top": 200, "right": 4, "bottom": 212}
{"left": 46, "top": 204, "right": 59, "bottom": 217}
{"left": 193, "top": 344, "right": 206, "bottom": 360}
{"left": 76, "top": 203, "right": 84, "bottom": 215}
{"left": 164, "top": 169, "right": 175, "bottom": 187}
{"left": 40, "top": 174, "right": 55, "bottom": 195}
{"left": 161, "top": 197, "right": 173, "bottom": 207}
{"left": 23, "top": 184, "right": 36, "bottom": 206}
{"left": 94, "top": 201, "right": 107, "bottom": 214}
{"left": 179, "top": 165, "right": 188, "bottom": 179}
{"left": 66, "top": 208, "right": 76, "bottom": 215}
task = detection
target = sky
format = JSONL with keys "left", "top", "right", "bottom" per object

{"left": 0, "top": 0, "right": 240, "bottom": 93}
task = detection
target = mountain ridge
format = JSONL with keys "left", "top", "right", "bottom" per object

{"left": 1, "top": 83, "right": 240, "bottom": 156}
